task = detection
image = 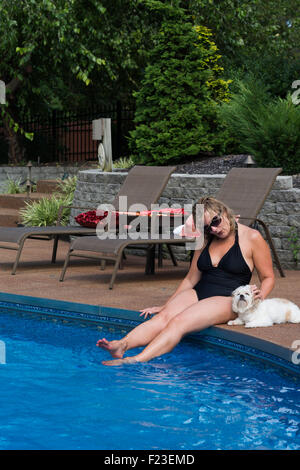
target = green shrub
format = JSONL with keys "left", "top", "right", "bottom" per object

{"left": 129, "top": 19, "right": 231, "bottom": 165}
{"left": 56, "top": 175, "right": 77, "bottom": 196}
{"left": 19, "top": 176, "right": 77, "bottom": 226}
{"left": 225, "top": 54, "right": 300, "bottom": 99}
{"left": 219, "top": 79, "right": 300, "bottom": 174}
{"left": 113, "top": 156, "right": 134, "bottom": 169}
{"left": 19, "top": 195, "right": 72, "bottom": 226}
{"left": 4, "top": 177, "right": 37, "bottom": 194}
{"left": 4, "top": 178, "right": 26, "bottom": 194}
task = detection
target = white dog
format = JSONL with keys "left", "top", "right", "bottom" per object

{"left": 228, "top": 284, "right": 300, "bottom": 328}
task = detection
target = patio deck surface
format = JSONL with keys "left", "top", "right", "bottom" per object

{"left": 0, "top": 238, "right": 299, "bottom": 374}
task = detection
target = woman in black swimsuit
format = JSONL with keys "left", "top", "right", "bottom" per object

{"left": 98, "top": 197, "right": 275, "bottom": 366}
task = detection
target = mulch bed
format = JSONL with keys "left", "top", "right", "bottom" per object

{"left": 174, "top": 154, "right": 300, "bottom": 188}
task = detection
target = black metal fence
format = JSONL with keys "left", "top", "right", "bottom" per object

{"left": 19, "top": 102, "right": 135, "bottom": 164}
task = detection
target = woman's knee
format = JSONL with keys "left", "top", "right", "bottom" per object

{"left": 159, "top": 289, "right": 198, "bottom": 323}
{"left": 156, "top": 307, "right": 174, "bottom": 327}
{"left": 164, "top": 313, "right": 189, "bottom": 338}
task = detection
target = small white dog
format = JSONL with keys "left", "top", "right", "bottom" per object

{"left": 228, "top": 284, "right": 300, "bottom": 328}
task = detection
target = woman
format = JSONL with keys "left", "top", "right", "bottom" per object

{"left": 97, "top": 196, "right": 275, "bottom": 366}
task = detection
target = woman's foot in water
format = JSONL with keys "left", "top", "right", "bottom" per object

{"left": 102, "top": 356, "right": 139, "bottom": 366}
{"left": 96, "top": 338, "right": 127, "bottom": 359}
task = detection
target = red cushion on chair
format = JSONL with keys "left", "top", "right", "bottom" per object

{"left": 75, "top": 210, "right": 108, "bottom": 228}
{"left": 75, "top": 209, "right": 184, "bottom": 228}
{"left": 138, "top": 208, "right": 186, "bottom": 216}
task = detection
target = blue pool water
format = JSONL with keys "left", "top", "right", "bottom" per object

{"left": 0, "top": 310, "right": 299, "bottom": 450}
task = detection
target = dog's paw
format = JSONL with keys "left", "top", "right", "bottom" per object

{"left": 228, "top": 319, "right": 243, "bottom": 326}
{"left": 245, "top": 321, "right": 273, "bottom": 328}
{"left": 244, "top": 323, "right": 258, "bottom": 328}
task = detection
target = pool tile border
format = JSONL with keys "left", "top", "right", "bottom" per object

{"left": 0, "top": 292, "right": 299, "bottom": 377}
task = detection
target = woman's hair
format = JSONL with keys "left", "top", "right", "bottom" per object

{"left": 192, "top": 196, "right": 236, "bottom": 240}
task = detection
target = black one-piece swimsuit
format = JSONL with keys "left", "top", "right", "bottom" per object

{"left": 193, "top": 229, "right": 252, "bottom": 301}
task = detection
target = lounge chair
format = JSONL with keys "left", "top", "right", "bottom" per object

{"left": 59, "top": 166, "right": 284, "bottom": 288}
{"left": 215, "top": 167, "right": 284, "bottom": 277}
{"left": 59, "top": 230, "right": 196, "bottom": 289}
{"left": 0, "top": 165, "right": 176, "bottom": 274}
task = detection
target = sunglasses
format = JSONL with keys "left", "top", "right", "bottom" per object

{"left": 204, "top": 215, "right": 222, "bottom": 234}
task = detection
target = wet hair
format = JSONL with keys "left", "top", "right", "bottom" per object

{"left": 192, "top": 196, "right": 236, "bottom": 240}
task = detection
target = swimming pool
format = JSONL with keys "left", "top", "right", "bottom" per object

{"left": 0, "top": 309, "right": 299, "bottom": 450}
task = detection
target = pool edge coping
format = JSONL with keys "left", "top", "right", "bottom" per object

{"left": 0, "top": 291, "right": 299, "bottom": 377}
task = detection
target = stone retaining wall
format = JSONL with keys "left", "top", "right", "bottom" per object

{"left": 71, "top": 170, "right": 300, "bottom": 270}
{"left": 0, "top": 165, "right": 80, "bottom": 193}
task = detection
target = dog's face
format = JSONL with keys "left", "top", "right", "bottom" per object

{"left": 232, "top": 285, "right": 259, "bottom": 314}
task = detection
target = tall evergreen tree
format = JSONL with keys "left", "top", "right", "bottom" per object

{"left": 129, "top": 12, "right": 230, "bottom": 164}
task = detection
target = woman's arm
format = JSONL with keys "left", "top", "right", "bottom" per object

{"left": 251, "top": 230, "right": 275, "bottom": 299}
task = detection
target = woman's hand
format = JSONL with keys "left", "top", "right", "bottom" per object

{"left": 139, "top": 306, "right": 163, "bottom": 319}
{"left": 251, "top": 284, "right": 263, "bottom": 300}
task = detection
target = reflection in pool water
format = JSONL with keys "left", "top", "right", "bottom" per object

{"left": 0, "top": 311, "right": 299, "bottom": 450}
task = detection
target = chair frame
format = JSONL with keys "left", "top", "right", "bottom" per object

{"left": 215, "top": 167, "right": 285, "bottom": 278}
{"left": 0, "top": 165, "right": 177, "bottom": 274}
{"left": 59, "top": 166, "right": 285, "bottom": 288}
{"left": 59, "top": 233, "right": 194, "bottom": 289}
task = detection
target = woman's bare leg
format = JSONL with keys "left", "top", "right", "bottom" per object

{"left": 97, "top": 288, "right": 198, "bottom": 358}
{"left": 102, "top": 296, "right": 235, "bottom": 365}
